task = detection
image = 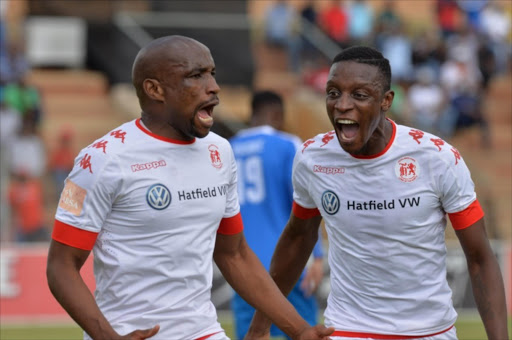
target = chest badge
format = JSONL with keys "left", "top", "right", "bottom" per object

{"left": 146, "top": 184, "right": 171, "bottom": 210}
{"left": 396, "top": 156, "right": 419, "bottom": 182}
{"left": 208, "top": 144, "right": 223, "bottom": 169}
{"left": 322, "top": 190, "right": 340, "bottom": 215}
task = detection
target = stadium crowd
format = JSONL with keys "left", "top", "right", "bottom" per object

{"left": 264, "top": 0, "right": 511, "bottom": 144}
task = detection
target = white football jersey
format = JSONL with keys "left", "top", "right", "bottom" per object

{"left": 293, "top": 120, "right": 483, "bottom": 336}
{"left": 54, "top": 119, "right": 241, "bottom": 340}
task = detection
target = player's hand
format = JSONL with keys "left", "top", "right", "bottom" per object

{"left": 120, "top": 324, "right": 160, "bottom": 339}
{"left": 300, "top": 258, "right": 323, "bottom": 297}
{"left": 293, "top": 325, "right": 334, "bottom": 340}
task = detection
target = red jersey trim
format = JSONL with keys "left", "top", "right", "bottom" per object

{"left": 218, "top": 212, "right": 244, "bottom": 235}
{"left": 293, "top": 201, "right": 320, "bottom": 219}
{"left": 351, "top": 118, "right": 396, "bottom": 159}
{"left": 195, "top": 331, "right": 222, "bottom": 340}
{"left": 135, "top": 118, "right": 195, "bottom": 145}
{"left": 332, "top": 325, "right": 453, "bottom": 339}
{"left": 52, "top": 220, "right": 98, "bottom": 250}
{"left": 448, "top": 199, "right": 484, "bottom": 230}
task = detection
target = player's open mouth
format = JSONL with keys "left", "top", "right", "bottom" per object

{"left": 336, "top": 119, "right": 359, "bottom": 141}
{"left": 197, "top": 104, "right": 215, "bottom": 128}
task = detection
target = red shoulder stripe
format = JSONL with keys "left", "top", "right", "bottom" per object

{"left": 448, "top": 200, "right": 484, "bottom": 230}
{"left": 52, "top": 220, "right": 98, "bottom": 250}
{"left": 217, "top": 212, "right": 243, "bottom": 235}
{"left": 292, "top": 201, "right": 320, "bottom": 219}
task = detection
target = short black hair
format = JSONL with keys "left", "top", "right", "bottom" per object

{"left": 332, "top": 46, "right": 392, "bottom": 91}
{"left": 251, "top": 90, "right": 283, "bottom": 114}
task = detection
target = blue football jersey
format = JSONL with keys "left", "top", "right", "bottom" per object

{"left": 230, "top": 125, "right": 322, "bottom": 270}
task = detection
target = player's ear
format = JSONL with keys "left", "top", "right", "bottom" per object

{"left": 381, "top": 89, "right": 394, "bottom": 112}
{"left": 143, "top": 78, "right": 165, "bottom": 102}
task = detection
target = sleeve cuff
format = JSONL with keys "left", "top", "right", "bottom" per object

{"left": 218, "top": 212, "right": 244, "bottom": 235}
{"left": 448, "top": 200, "right": 485, "bottom": 230}
{"left": 292, "top": 201, "right": 320, "bottom": 219}
{"left": 52, "top": 220, "right": 98, "bottom": 250}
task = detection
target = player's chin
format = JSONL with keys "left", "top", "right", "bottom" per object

{"left": 338, "top": 139, "right": 362, "bottom": 155}
{"left": 193, "top": 128, "right": 211, "bottom": 139}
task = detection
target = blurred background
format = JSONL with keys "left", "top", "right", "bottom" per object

{"left": 0, "top": 0, "right": 510, "bottom": 339}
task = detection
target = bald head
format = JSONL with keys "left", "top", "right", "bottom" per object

{"left": 131, "top": 35, "right": 210, "bottom": 104}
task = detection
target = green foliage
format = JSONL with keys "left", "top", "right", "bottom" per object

{"left": 1, "top": 315, "right": 511, "bottom": 340}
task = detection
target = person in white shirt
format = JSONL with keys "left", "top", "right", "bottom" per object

{"left": 247, "top": 45, "right": 508, "bottom": 340}
{"left": 46, "top": 35, "right": 334, "bottom": 340}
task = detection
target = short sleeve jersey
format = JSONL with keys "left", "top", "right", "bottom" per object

{"left": 53, "top": 119, "right": 241, "bottom": 340}
{"left": 292, "top": 120, "right": 483, "bottom": 336}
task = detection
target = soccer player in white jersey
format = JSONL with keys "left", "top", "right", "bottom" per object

{"left": 247, "top": 46, "right": 508, "bottom": 340}
{"left": 46, "top": 35, "right": 334, "bottom": 340}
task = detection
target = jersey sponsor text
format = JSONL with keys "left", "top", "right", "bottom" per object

{"left": 178, "top": 185, "right": 228, "bottom": 201}
{"left": 59, "top": 180, "right": 87, "bottom": 216}
{"left": 347, "top": 197, "right": 420, "bottom": 210}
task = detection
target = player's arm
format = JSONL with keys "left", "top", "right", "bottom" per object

{"left": 455, "top": 217, "right": 508, "bottom": 340}
{"left": 245, "top": 212, "right": 324, "bottom": 339}
{"left": 47, "top": 238, "right": 159, "bottom": 340}
{"left": 213, "top": 224, "right": 332, "bottom": 340}
{"left": 300, "top": 230, "right": 324, "bottom": 297}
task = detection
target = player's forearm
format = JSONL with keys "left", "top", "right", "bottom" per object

{"left": 47, "top": 265, "right": 118, "bottom": 339}
{"left": 268, "top": 224, "right": 318, "bottom": 295}
{"left": 246, "top": 227, "right": 318, "bottom": 338}
{"left": 467, "top": 255, "right": 508, "bottom": 340}
{"left": 216, "top": 244, "right": 309, "bottom": 338}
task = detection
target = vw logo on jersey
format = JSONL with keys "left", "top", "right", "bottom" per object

{"left": 146, "top": 184, "right": 171, "bottom": 210}
{"left": 321, "top": 190, "right": 340, "bottom": 215}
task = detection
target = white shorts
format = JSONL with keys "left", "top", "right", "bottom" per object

{"left": 330, "top": 326, "right": 457, "bottom": 340}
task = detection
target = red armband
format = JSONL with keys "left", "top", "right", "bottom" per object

{"left": 217, "top": 212, "right": 243, "bottom": 235}
{"left": 448, "top": 200, "right": 484, "bottom": 230}
{"left": 292, "top": 201, "right": 320, "bottom": 219}
{"left": 52, "top": 220, "right": 98, "bottom": 250}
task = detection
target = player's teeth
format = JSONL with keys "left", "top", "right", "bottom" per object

{"left": 337, "top": 119, "right": 356, "bottom": 124}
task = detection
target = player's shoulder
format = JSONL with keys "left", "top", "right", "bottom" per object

{"left": 74, "top": 120, "right": 137, "bottom": 170}
{"left": 394, "top": 122, "right": 462, "bottom": 166}
{"left": 298, "top": 130, "right": 337, "bottom": 154}
{"left": 203, "top": 131, "right": 233, "bottom": 149}
{"left": 81, "top": 120, "right": 135, "bottom": 156}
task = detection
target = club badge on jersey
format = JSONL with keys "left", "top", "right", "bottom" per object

{"left": 395, "top": 156, "right": 419, "bottom": 183}
{"left": 208, "top": 144, "right": 223, "bottom": 169}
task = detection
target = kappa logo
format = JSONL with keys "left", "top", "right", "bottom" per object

{"left": 146, "top": 184, "right": 171, "bottom": 210}
{"left": 208, "top": 144, "right": 222, "bottom": 169}
{"left": 131, "top": 160, "right": 167, "bottom": 172}
{"left": 395, "top": 156, "right": 419, "bottom": 182}
{"left": 314, "top": 165, "right": 345, "bottom": 175}
{"left": 321, "top": 190, "right": 340, "bottom": 215}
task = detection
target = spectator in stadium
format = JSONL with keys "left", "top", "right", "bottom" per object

{"left": 46, "top": 35, "right": 334, "bottom": 340}
{"left": 407, "top": 66, "right": 457, "bottom": 139}
{"left": 48, "top": 126, "right": 76, "bottom": 202}
{"left": 263, "top": 0, "right": 301, "bottom": 73}
{"left": 2, "top": 78, "right": 43, "bottom": 124}
{"left": 317, "top": 0, "right": 349, "bottom": 48}
{"left": 247, "top": 45, "right": 508, "bottom": 340}
{"left": 8, "top": 169, "right": 48, "bottom": 242}
{"left": 346, "top": 0, "right": 374, "bottom": 46}
{"left": 9, "top": 112, "right": 46, "bottom": 180}
{"left": 229, "top": 90, "right": 324, "bottom": 340}
{"left": 436, "top": 0, "right": 461, "bottom": 39}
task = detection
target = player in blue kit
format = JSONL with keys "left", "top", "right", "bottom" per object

{"left": 229, "top": 90, "right": 324, "bottom": 339}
